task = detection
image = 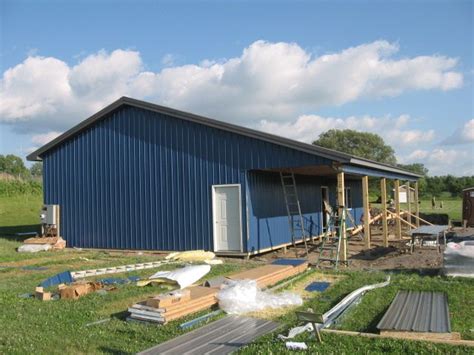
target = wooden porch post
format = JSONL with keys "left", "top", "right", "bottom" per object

{"left": 380, "top": 178, "right": 388, "bottom": 247}
{"left": 362, "top": 176, "right": 371, "bottom": 249}
{"left": 394, "top": 179, "right": 402, "bottom": 239}
{"left": 406, "top": 181, "right": 412, "bottom": 231}
{"left": 414, "top": 181, "right": 420, "bottom": 227}
{"left": 337, "top": 172, "right": 347, "bottom": 263}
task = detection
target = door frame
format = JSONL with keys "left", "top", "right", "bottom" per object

{"left": 212, "top": 184, "right": 243, "bottom": 252}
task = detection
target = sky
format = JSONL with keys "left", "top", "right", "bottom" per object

{"left": 0, "top": 0, "right": 473, "bottom": 176}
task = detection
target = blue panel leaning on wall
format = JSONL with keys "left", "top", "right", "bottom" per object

{"left": 43, "top": 105, "right": 334, "bottom": 251}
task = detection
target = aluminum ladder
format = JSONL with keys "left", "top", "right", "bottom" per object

{"left": 315, "top": 208, "right": 346, "bottom": 269}
{"left": 280, "top": 172, "right": 309, "bottom": 257}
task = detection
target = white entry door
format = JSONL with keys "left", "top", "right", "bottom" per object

{"left": 213, "top": 185, "right": 242, "bottom": 252}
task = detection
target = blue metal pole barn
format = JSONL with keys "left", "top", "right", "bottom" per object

{"left": 28, "top": 97, "right": 420, "bottom": 256}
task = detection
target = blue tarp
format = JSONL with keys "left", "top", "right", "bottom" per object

{"left": 305, "top": 281, "right": 330, "bottom": 292}
{"left": 39, "top": 271, "right": 74, "bottom": 288}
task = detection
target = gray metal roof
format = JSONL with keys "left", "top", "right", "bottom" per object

{"left": 26, "top": 96, "right": 420, "bottom": 179}
{"left": 138, "top": 315, "right": 280, "bottom": 355}
{"left": 377, "top": 291, "right": 451, "bottom": 333}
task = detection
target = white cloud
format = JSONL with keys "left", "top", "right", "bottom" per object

{"left": 0, "top": 40, "right": 463, "bottom": 134}
{"left": 161, "top": 53, "right": 176, "bottom": 67}
{"left": 442, "top": 119, "right": 474, "bottom": 145}
{"left": 258, "top": 113, "right": 435, "bottom": 148}
{"left": 31, "top": 131, "right": 62, "bottom": 145}
{"left": 425, "top": 148, "right": 474, "bottom": 175}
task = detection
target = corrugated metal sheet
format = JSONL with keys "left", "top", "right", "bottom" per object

{"left": 377, "top": 291, "right": 451, "bottom": 333}
{"left": 44, "top": 105, "right": 333, "bottom": 251}
{"left": 138, "top": 316, "right": 280, "bottom": 355}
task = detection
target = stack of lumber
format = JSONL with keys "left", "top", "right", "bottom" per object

{"left": 127, "top": 259, "right": 308, "bottom": 325}
{"left": 128, "top": 286, "right": 218, "bottom": 324}
{"left": 226, "top": 262, "right": 308, "bottom": 288}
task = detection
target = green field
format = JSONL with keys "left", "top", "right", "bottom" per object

{"left": 0, "top": 194, "right": 473, "bottom": 354}
{"left": 415, "top": 197, "right": 463, "bottom": 221}
{"left": 371, "top": 197, "right": 462, "bottom": 221}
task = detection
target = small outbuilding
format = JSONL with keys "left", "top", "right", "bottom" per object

{"left": 462, "top": 187, "right": 474, "bottom": 227}
{"left": 393, "top": 184, "right": 416, "bottom": 204}
{"left": 28, "top": 97, "right": 420, "bottom": 256}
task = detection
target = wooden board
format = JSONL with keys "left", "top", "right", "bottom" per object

{"left": 227, "top": 265, "right": 292, "bottom": 282}
{"left": 380, "top": 330, "right": 461, "bottom": 341}
{"left": 322, "top": 329, "right": 474, "bottom": 347}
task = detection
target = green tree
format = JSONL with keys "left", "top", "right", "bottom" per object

{"left": 313, "top": 129, "right": 397, "bottom": 165}
{"left": 397, "top": 163, "right": 428, "bottom": 176}
{"left": 30, "top": 162, "right": 43, "bottom": 178}
{"left": 0, "top": 154, "right": 30, "bottom": 178}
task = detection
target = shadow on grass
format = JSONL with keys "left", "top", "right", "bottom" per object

{"left": 0, "top": 224, "right": 41, "bottom": 240}
{"left": 98, "top": 347, "right": 132, "bottom": 355}
{"left": 350, "top": 246, "right": 398, "bottom": 261}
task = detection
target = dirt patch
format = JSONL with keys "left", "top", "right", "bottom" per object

{"left": 256, "top": 225, "right": 445, "bottom": 272}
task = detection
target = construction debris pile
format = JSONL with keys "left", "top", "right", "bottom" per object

{"left": 127, "top": 259, "right": 308, "bottom": 325}
{"left": 18, "top": 236, "right": 66, "bottom": 253}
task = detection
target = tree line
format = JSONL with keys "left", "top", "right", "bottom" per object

{"left": 314, "top": 129, "right": 473, "bottom": 198}
{"left": 0, "top": 154, "right": 42, "bottom": 180}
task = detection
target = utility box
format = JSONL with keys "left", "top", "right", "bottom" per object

{"left": 463, "top": 188, "right": 474, "bottom": 227}
{"left": 40, "top": 205, "right": 60, "bottom": 226}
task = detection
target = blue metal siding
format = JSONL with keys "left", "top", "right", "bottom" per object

{"left": 43, "top": 105, "right": 333, "bottom": 251}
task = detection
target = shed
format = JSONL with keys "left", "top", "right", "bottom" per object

{"left": 462, "top": 187, "right": 474, "bottom": 227}
{"left": 393, "top": 184, "right": 415, "bottom": 204}
{"left": 27, "top": 97, "right": 419, "bottom": 255}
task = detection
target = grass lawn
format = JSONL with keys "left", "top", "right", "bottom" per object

{"left": 1, "top": 194, "right": 473, "bottom": 354}
{"left": 416, "top": 197, "right": 463, "bottom": 221}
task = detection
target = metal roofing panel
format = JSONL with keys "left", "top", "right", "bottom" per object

{"left": 377, "top": 291, "right": 451, "bottom": 333}
{"left": 138, "top": 316, "right": 280, "bottom": 355}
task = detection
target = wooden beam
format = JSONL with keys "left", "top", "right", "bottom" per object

{"left": 337, "top": 172, "right": 347, "bottom": 263}
{"left": 362, "top": 176, "right": 371, "bottom": 249}
{"left": 387, "top": 210, "right": 417, "bottom": 228}
{"left": 414, "top": 181, "right": 420, "bottom": 227}
{"left": 394, "top": 180, "right": 402, "bottom": 239}
{"left": 380, "top": 178, "right": 388, "bottom": 247}
{"left": 320, "top": 329, "right": 474, "bottom": 347}
{"left": 406, "top": 211, "right": 433, "bottom": 226}
{"left": 406, "top": 181, "right": 412, "bottom": 230}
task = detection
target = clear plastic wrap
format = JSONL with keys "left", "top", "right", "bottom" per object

{"left": 217, "top": 279, "right": 302, "bottom": 314}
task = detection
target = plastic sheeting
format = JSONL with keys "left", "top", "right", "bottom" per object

{"left": 139, "top": 264, "right": 211, "bottom": 289}
{"left": 18, "top": 244, "right": 52, "bottom": 253}
{"left": 444, "top": 241, "right": 474, "bottom": 278}
{"left": 286, "top": 342, "right": 308, "bottom": 350}
{"left": 217, "top": 279, "right": 303, "bottom": 315}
